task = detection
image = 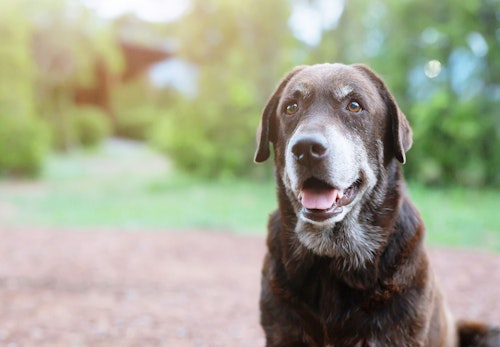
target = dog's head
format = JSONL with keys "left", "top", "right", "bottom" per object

{"left": 255, "top": 63, "right": 412, "bottom": 261}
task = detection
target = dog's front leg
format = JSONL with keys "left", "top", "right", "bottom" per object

{"left": 260, "top": 257, "right": 325, "bottom": 347}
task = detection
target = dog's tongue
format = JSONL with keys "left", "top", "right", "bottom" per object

{"left": 300, "top": 188, "right": 340, "bottom": 210}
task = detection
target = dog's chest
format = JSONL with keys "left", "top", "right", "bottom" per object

{"left": 301, "top": 270, "right": 398, "bottom": 346}
{"left": 326, "top": 342, "right": 371, "bottom": 347}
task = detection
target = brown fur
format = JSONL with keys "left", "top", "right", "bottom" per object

{"left": 255, "top": 63, "right": 499, "bottom": 347}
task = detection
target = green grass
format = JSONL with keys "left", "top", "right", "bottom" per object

{"left": 1, "top": 140, "right": 498, "bottom": 251}
{"left": 2, "top": 174, "right": 276, "bottom": 232}
{"left": 408, "top": 184, "right": 500, "bottom": 251}
{"left": 0, "top": 140, "right": 277, "bottom": 233}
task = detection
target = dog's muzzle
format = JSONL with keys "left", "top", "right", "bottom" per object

{"left": 290, "top": 133, "right": 361, "bottom": 223}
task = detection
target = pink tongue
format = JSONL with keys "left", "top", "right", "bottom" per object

{"left": 300, "top": 188, "right": 338, "bottom": 210}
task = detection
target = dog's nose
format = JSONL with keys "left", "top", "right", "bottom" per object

{"left": 291, "top": 135, "right": 328, "bottom": 165}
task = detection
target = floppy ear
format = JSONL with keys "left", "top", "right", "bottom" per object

{"left": 254, "top": 66, "right": 306, "bottom": 163}
{"left": 352, "top": 64, "right": 413, "bottom": 164}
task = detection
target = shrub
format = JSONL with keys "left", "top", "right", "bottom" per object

{"left": 406, "top": 92, "right": 499, "bottom": 187}
{"left": 0, "top": 116, "right": 50, "bottom": 177}
{"left": 148, "top": 80, "right": 263, "bottom": 178}
{"left": 114, "top": 105, "right": 159, "bottom": 140}
{"left": 72, "top": 106, "right": 111, "bottom": 148}
{"left": 111, "top": 77, "right": 166, "bottom": 140}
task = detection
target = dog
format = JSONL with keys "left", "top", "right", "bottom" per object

{"left": 254, "top": 63, "right": 499, "bottom": 347}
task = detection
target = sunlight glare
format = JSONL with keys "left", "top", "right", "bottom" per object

{"left": 289, "top": 0, "right": 344, "bottom": 46}
{"left": 81, "top": 0, "right": 190, "bottom": 23}
{"left": 424, "top": 60, "right": 442, "bottom": 79}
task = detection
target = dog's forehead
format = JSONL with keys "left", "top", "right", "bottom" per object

{"left": 285, "top": 64, "right": 378, "bottom": 101}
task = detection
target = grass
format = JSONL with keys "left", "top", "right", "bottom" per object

{"left": 1, "top": 139, "right": 498, "bottom": 251}
{"left": 0, "top": 139, "right": 276, "bottom": 233}
{"left": 408, "top": 184, "right": 500, "bottom": 251}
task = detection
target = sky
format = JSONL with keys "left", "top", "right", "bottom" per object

{"left": 289, "top": 0, "right": 344, "bottom": 46}
{"left": 81, "top": 0, "right": 191, "bottom": 24}
{"left": 82, "top": 0, "right": 344, "bottom": 46}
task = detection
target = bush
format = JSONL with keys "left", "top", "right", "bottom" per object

{"left": 114, "top": 105, "right": 159, "bottom": 140}
{"left": 148, "top": 81, "right": 263, "bottom": 178}
{"left": 111, "top": 77, "right": 166, "bottom": 140}
{"left": 72, "top": 106, "right": 111, "bottom": 148}
{"left": 146, "top": 0, "right": 289, "bottom": 179}
{"left": 406, "top": 92, "right": 499, "bottom": 187}
{"left": 0, "top": 116, "right": 50, "bottom": 177}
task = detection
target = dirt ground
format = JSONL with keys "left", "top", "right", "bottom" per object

{"left": 0, "top": 228, "right": 498, "bottom": 347}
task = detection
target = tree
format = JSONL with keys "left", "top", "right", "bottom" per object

{"left": 0, "top": 1, "right": 49, "bottom": 176}
{"left": 28, "top": 0, "right": 123, "bottom": 150}
{"left": 375, "top": 0, "right": 500, "bottom": 186}
{"left": 150, "top": 0, "right": 297, "bottom": 177}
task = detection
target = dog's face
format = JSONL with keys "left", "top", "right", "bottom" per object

{"left": 255, "top": 64, "right": 412, "bottom": 261}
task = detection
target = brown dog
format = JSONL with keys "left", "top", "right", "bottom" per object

{"left": 255, "top": 63, "right": 499, "bottom": 347}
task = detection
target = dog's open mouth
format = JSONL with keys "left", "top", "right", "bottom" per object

{"left": 298, "top": 177, "right": 361, "bottom": 222}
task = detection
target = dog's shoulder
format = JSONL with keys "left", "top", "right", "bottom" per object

{"left": 378, "top": 194, "right": 428, "bottom": 281}
{"left": 265, "top": 210, "right": 283, "bottom": 257}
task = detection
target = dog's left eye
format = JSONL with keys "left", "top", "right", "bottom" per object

{"left": 347, "top": 101, "right": 362, "bottom": 113}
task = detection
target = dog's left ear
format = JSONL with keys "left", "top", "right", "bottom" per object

{"left": 254, "top": 66, "right": 306, "bottom": 163}
{"left": 352, "top": 64, "right": 413, "bottom": 164}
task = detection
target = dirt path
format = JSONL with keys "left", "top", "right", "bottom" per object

{"left": 0, "top": 228, "right": 498, "bottom": 347}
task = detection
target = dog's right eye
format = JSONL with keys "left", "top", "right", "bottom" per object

{"left": 286, "top": 103, "right": 299, "bottom": 115}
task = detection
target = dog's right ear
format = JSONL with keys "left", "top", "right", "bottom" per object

{"left": 254, "top": 66, "right": 306, "bottom": 163}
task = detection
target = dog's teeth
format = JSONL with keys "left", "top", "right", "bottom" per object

{"left": 332, "top": 190, "right": 338, "bottom": 204}
{"left": 337, "top": 190, "right": 344, "bottom": 201}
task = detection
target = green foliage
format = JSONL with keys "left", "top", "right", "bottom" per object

{"left": 408, "top": 92, "right": 497, "bottom": 186}
{"left": 72, "top": 106, "right": 111, "bottom": 148}
{"left": 0, "top": 2, "right": 50, "bottom": 177}
{"left": 150, "top": 82, "right": 262, "bottom": 177}
{"left": 0, "top": 2, "right": 35, "bottom": 117}
{"left": 112, "top": 79, "right": 164, "bottom": 140}
{"left": 0, "top": 116, "right": 50, "bottom": 177}
{"left": 28, "top": 0, "right": 124, "bottom": 88}
{"left": 26, "top": 0, "right": 123, "bottom": 152}
{"left": 44, "top": 102, "right": 78, "bottom": 152}
{"left": 45, "top": 106, "right": 111, "bottom": 150}
{"left": 115, "top": 106, "right": 158, "bottom": 140}
{"left": 149, "top": 0, "right": 294, "bottom": 178}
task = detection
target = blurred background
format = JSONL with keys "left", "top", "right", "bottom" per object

{"left": 0, "top": 0, "right": 499, "bottom": 250}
